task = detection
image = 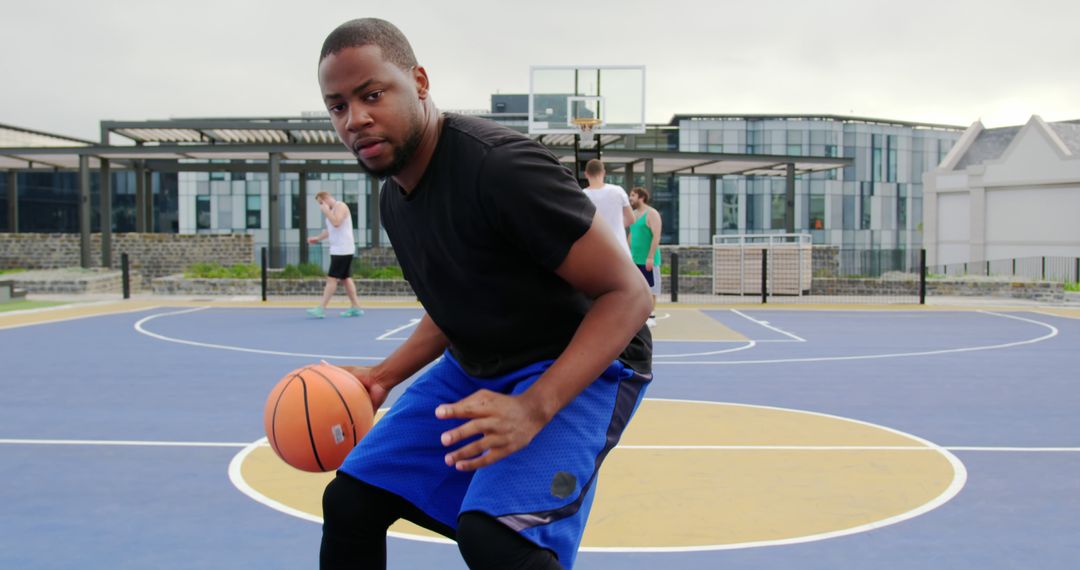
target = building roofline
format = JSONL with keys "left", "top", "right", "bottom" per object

{"left": 0, "top": 122, "right": 96, "bottom": 145}
{"left": 668, "top": 113, "right": 967, "bottom": 131}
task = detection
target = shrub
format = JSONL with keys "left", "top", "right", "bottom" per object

{"left": 184, "top": 262, "right": 259, "bottom": 279}
{"left": 1066, "top": 282, "right": 1080, "bottom": 293}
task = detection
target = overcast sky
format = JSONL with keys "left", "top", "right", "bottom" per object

{"left": 2, "top": 0, "right": 1077, "bottom": 141}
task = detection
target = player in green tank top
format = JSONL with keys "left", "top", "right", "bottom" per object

{"left": 628, "top": 187, "right": 662, "bottom": 322}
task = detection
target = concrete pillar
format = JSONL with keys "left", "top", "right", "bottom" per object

{"left": 644, "top": 159, "right": 654, "bottom": 192}
{"left": 969, "top": 186, "right": 986, "bottom": 263}
{"left": 99, "top": 160, "right": 112, "bottom": 267}
{"left": 79, "top": 156, "right": 92, "bottom": 268}
{"left": 268, "top": 152, "right": 282, "bottom": 267}
{"left": 6, "top": 171, "right": 16, "bottom": 232}
{"left": 624, "top": 161, "right": 635, "bottom": 190}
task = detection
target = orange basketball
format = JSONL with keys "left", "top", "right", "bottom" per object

{"left": 263, "top": 363, "right": 374, "bottom": 472}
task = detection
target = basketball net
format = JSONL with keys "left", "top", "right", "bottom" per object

{"left": 572, "top": 118, "right": 602, "bottom": 149}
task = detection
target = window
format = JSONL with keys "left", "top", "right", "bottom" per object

{"left": 747, "top": 179, "right": 765, "bottom": 230}
{"left": 810, "top": 195, "right": 825, "bottom": 230}
{"left": 706, "top": 129, "right": 723, "bottom": 152}
{"left": 770, "top": 180, "right": 786, "bottom": 230}
{"left": 246, "top": 194, "right": 261, "bottom": 229}
{"left": 860, "top": 182, "right": 873, "bottom": 230}
{"left": 722, "top": 180, "right": 738, "bottom": 230}
{"left": 871, "top": 134, "right": 883, "bottom": 182}
{"left": 196, "top": 195, "right": 211, "bottom": 230}
{"left": 786, "top": 130, "right": 802, "bottom": 156}
{"left": 887, "top": 135, "right": 897, "bottom": 182}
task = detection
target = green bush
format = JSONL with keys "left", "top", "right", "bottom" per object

{"left": 0, "top": 268, "right": 26, "bottom": 276}
{"left": 184, "top": 262, "right": 260, "bottom": 279}
{"left": 1066, "top": 282, "right": 1080, "bottom": 292}
{"left": 352, "top": 261, "right": 403, "bottom": 279}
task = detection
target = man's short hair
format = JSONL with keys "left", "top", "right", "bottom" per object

{"left": 584, "top": 159, "right": 605, "bottom": 177}
{"left": 315, "top": 191, "right": 331, "bottom": 201}
{"left": 631, "top": 187, "right": 651, "bottom": 204}
{"left": 320, "top": 18, "right": 418, "bottom": 70}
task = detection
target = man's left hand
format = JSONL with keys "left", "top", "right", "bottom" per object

{"left": 436, "top": 389, "right": 548, "bottom": 471}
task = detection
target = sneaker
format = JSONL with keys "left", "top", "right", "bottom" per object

{"left": 341, "top": 307, "right": 364, "bottom": 318}
{"left": 306, "top": 307, "right": 325, "bottom": 319}
{"left": 646, "top": 318, "right": 657, "bottom": 328}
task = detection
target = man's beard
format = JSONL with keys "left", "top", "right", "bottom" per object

{"left": 354, "top": 120, "right": 424, "bottom": 179}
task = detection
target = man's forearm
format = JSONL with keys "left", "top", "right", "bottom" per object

{"left": 371, "top": 314, "right": 450, "bottom": 390}
{"left": 519, "top": 285, "right": 650, "bottom": 422}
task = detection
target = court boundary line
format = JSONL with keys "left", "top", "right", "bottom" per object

{"left": 656, "top": 310, "right": 1058, "bottom": 365}
{"left": 731, "top": 309, "right": 807, "bottom": 341}
{"left": 227, "top": 397, "right": 970, "bottom": 553}
{"left": 134, "top": 307, "right": 384, "bottom": 361}
{"left": 4, "top": 438, "right": 1077, "bottom": 453}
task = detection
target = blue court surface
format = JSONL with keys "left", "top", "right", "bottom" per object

{"left": 2, "top": 304, "right": 1079, "bottom": 569}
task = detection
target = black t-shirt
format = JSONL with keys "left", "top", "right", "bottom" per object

{"left": 380, "top": 114, "right": 652, "bottom": 378}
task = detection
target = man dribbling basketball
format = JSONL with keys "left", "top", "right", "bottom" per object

{"left": 316, "top": 18, "right": 653, "bottom": 570}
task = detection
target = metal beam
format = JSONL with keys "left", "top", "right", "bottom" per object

{"left": 6, "top": 171, "right": 17, "bottom": 232}
{"left": 269, "top": 153, "right": 282, "bottom": 268}
{"left": 785, "top": 163, "right": 796, "bottom": 233}
{"left": 143, "top": 168, "right": 154, "bottom": 232}
{"left": 78, "top": 156, "right": 92, "bottom": 268}
{"left": 671, "top": 159, "right": 722, "bottom": 175}
{"left": 134, "top": 162, "right": 146, "bottom": 232}
{"left": 708, "top": 175, "right": 717, "bottom": 239}
{"left": 298, "top": 174, "right": 308, "bottom": 264}
{"left": 100, "top": 160, "right": 112, "bottom": 267}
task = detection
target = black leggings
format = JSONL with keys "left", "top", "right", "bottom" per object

{"left": 320, "top": 473, "right": 562, "bottom": 570}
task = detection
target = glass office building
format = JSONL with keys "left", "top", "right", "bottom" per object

{"left": 674, "top": 115, "right": 962, "bottom": 251}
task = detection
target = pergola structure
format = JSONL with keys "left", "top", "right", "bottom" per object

{"left": 1, "top": 116, "right": 851, "bottom": 268}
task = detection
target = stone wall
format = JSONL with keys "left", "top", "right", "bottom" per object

{"left": 0, "top": 233, "right": 252, "bottom": 286}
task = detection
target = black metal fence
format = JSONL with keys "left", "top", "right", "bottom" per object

{"left": 930, "top": 255, "right": 1080, "bottom": 284}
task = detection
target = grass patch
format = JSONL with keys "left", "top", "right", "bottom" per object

{"left": 0, "top": 268, "right": 26, "bottom": 276}
{"left": 0, "top": 299, "right": 66, "bottom": 313}
{"left": 1066, "top": 282, "right": 1080, "bottom": 292}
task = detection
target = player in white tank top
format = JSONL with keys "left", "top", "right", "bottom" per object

{"left": 582, "top": 160, "right": 633, "bottom": 258}
{"left": 306, "top": 191, "right": 364, "bottom": 318}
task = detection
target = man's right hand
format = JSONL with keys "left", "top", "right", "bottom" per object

{"left": 307, "top": 237, "right": 319, "bottom": 245}
{"left": 325, "top": 362, "right": 390, "bottom": 413}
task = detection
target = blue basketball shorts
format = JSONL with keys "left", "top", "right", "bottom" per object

{"left": 338, "top": 350, "right": 652, "bottom": 568}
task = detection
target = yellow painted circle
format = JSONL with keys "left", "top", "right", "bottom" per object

{"left": 236, "top": 400, "right": 964, "bottom": 550}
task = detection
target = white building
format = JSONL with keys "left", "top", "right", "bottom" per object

{"left": 924, "top": 116, "right": 1080, "bottom": 267}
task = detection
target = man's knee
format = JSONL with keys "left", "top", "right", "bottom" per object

{"left": 322, "top": 474, "right": 395, "bottom": 536}
{"left": 457, "top": 512, "right": 562, "bottom": 570}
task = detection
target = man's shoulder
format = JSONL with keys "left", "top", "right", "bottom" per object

{"left": 444, "top": 113, "right": 532, "bottom": 151}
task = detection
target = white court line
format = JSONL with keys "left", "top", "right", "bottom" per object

{"left": 0, "top": 438, "right": 250, "bottom": 447}
{"left": 0, "top": 303, "right": 161, "bottom": 331}
{"left": 654, "top": 340, "right": 757, "bottom": 358}
{"left": 657, "top": 310, "right": 1058, "bottom": 365}
{"left": 731, "top": 309, "right": 807, "bottom": 342}
{"left": 4, "top": 438, "right": 1077, "bottom": 453}
{"left": 134, "top": 307, "right": 382, "bottom": 361}
{"left": 377, "top": 317, "right": 421, "bottom": 340}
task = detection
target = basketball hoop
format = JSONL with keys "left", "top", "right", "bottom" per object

{"left": 572, "top": 117, "right": 602, "bottom": 148}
